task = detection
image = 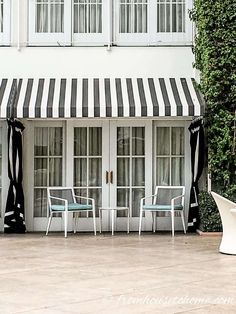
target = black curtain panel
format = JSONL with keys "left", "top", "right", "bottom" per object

{"left": 4, "top": 119, "right": 26, "bottom": 233}
{"left": 187, "top": 117, "right": 205, "bottom": 232}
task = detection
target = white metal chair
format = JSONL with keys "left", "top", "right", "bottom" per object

{"left": 46, "top": 187, "right": 96, "bottom": 237}
{"left": 211, "top": 192, "right": 236, "bottom": 255}
{"left": 139, "top": 186, "right": 186, "bottom": 236}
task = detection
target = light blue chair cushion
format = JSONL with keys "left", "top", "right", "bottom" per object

{"left": 142, "top": 204, "right": 183, "bottom": 211}
{"left": 51, "top": 203, "right": 93, "bottom": 211}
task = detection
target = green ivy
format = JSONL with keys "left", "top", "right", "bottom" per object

{"left": 190, "top": 0, "right": 236, "bottom": 201}
{"left": 198, "top": 191, "right": 222, "bottom": 232}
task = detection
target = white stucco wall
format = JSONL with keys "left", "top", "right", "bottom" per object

{"left": 0, "top": 0, "right": 196, "bottom": 78}
{"left": 0, "top": 46, "right": 195, "bottom": 78}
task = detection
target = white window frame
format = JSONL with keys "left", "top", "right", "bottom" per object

{"left": 149, "top": 0, "right": 193, "bottom": 45}
{"left": 0, "top": 0, "right": 11, "bottom": 46}
{"left": 28, "top": 0, "right": 71, "bottom": 46}
{"left": 28, "top": 0, "right": 192, "bottom": 46}
{"left": 114, "top": 0, "right": 150, "bottom": 45}
{"left": 73, "top": 0, "right": 110, "bottom": 46}
{"left": 115, "top": 0, "right": 193, "bottom": 46}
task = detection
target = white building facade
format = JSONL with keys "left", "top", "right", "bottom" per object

{"left": 0, "top": 0, "right": 203, "bottom": 232}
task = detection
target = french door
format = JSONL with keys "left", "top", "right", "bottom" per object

{"left": 27, "top": 119, "right": 189, "bottom": 232}
{"left": 67, "top": 120, "right": 152, "bottom": 232}
{"left": 108, "top": 121, "right": 152, "bottom": 231}
{"left": 28, "top": 120, "right": 152, "bottom": 232}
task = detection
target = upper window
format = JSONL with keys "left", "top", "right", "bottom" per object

{"left": 29, "top": 0, "right": 71, "bottom": 45}
{"left": 115, "top": 0, "right": 192, "bottom": 45}
{"left": 73, "top": 0, "right": 109, "bottom": 45}
{"left": 28, "top": 0, "right": 192, "bottom": 46}
{"left": 0, "top": 0, "right": 10, "bottom": 45}
{"left": 29, "top": 0, "right": 109, "bottom": 45}
{"left": 157, "top": 0, "right": 185, "bottom": 33}
{"left": 154, "top": 0, "right": 188, "bottom": 43}
{"left": 119, "top": 0, "right": 148, "bottom": 34}
{"left": 35, "top": 0, "right": 64, "bottom": 33}
{"left": 74, "top": 0, "right": 102, "bottom": 33}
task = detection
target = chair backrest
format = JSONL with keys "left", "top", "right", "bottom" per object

{"left": 153, "top": 186, "right": 185, "bottom": 206}
{"left": 47, "top": 187, "right": 75, "bottom": 208}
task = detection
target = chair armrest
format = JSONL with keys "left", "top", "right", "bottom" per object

{"left": 171, "top": 194, "right": 185, "bottom": 201}
{"left": 171, "top": 194, "right": 185, "bottom": 208}
{"left": 49, "top": 196, "right": 68, "bottom": 204}
{"left": 141, "top": 194, "right": 158, "bottom": 201}
{"left": 74, "top": 195, "right": 95, "bottom": 206}
{"left": 49, "top": 196, "right": 68, "bottom": 211}
{"left": 140, "top": 194, "right": 158, "bottom": 206}
{"left": 74, "top": 195, "right": 94, "bottom": 202}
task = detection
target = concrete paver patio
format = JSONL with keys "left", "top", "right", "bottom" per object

{"left": 0, "top": 233, "right": 235, "bottom": 314}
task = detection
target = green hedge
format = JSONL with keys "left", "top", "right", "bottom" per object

{"left": 190, "top": 0, "right": 236, "bottom": 201}
{"left": 198, "top": 191, "right": 222, "bottom": 232}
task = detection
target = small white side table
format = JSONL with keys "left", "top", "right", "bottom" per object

{"left": 99, "top": 207, "right": 130, "bottom": 235}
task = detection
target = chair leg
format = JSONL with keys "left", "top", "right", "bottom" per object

{"left": 73, "top": 213, "right": 77, "bottom": 234}
{"left": 46, "top": 213, "right": 53, "bottom": 236}
{"left": 153, "top": 212, "right": 156, "bottom": 233}
{"left": 151, "top": 212, "right": 154, "bottom": 232}
{"left": 139, "top": 209, "right": 143, "bottom": 235}
{"left": 93, "top": 209, "right": 96, "bottom": 236}
{"left": 180, "top": 211, "right": 186, "bottom": 234}
{"left": 171, "top": 211, "right": 175, "bottom": 237}
{"left": 127, "top": 208, "right": 130, "bottom": 234}
{"left": 111, "top": 210, "right": 115, "bottom": 236}
{"left": 64, "top": 211, "right": 68, "bottom": 238}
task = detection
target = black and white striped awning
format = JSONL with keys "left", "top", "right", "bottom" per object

{"left": 0, "top": 78, "right": 204, "bottom": 119}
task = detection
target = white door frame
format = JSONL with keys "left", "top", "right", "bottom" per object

{"left": 24, "top": 120, "right": 66, "bottom": 232}
{"left": 152, "top": 119, "right": 191, "bottom": 231}
{"left": 66, "top": 119, "right": 110, "bottom": 232}
{"left": 0, "top": 121, "right": 8, "bottom": 231}
{"left": 109, "top": 119, "right": 153, "bottom": 231}
{"left": 24, "top": 118, "right": 191, "bottom": 233}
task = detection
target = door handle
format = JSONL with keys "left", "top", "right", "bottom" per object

{"left": 106, "top": 171, "right": 109, "bottom": 184}
{"left": 106, "top": 171, "right": 113, "bottom": 184}
{"left": 110, "top": 171, "right": 113, "bottom": 184}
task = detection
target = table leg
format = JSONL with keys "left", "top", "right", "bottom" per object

{"left": 127, "top": 208, "right": 130, "bottom": 234}
{"left": 111, "top": 209, "right": 114, "bottom": 236}
{"left": 99, "top": 209, "right": 102, "bottom": 233}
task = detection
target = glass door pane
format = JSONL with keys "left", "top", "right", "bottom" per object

{"left": 34, "top": 127, "right": 63, "bottom": 217}
{"left": 156, "top": 126, "right": 184, "bottom": 187}
{"left": 155, "top": 126, "right": 185, "bottom": 220}
{"left": 116, "top": 126, "right": 145, "bottom": 217}
{"left": 74, "top": 127, "right": 102, "bottom": 217}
